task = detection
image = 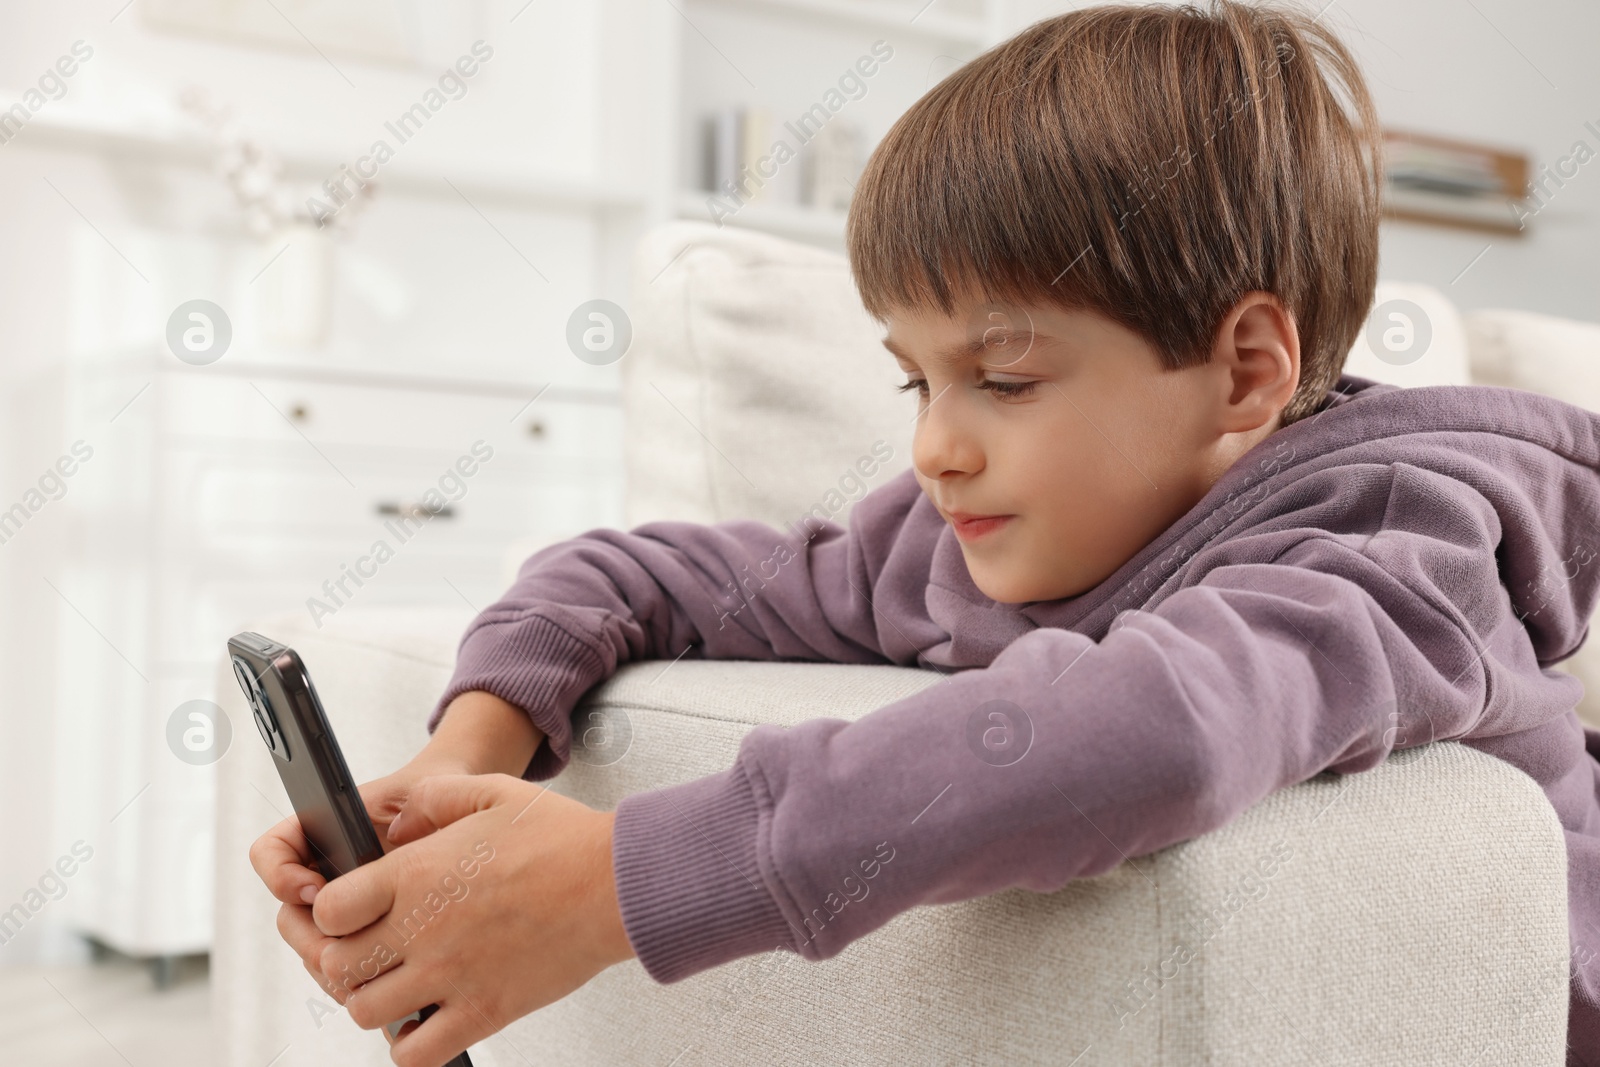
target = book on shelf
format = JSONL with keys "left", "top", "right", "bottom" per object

{"left": 803, "top": 118, "right": 861, "bottom": 212}
{"left": 700, "top": 104, "right": 862, "bottom": 215}
{"left": 1381, "top": 129, "right": 1531, "bottom": 236}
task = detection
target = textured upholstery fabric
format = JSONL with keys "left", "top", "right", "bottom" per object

{"left": 622, "top": 222, "right": 915, "bottom": 530}
{"left": 213, "top": 609, "right": 1570, "bottom": 1066}
{"left": 1466, "top": 308, "right": 1600, "bottom": 397}
{"left": 1344, "top": 279, "right": 1472, "bottom": 388}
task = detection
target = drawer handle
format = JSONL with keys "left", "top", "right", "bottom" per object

{"left": 375, "top": 501, "right": 456, "bottom": 519}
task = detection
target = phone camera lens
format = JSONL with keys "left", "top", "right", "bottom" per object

{"left": 253, "top": 704, "right": 278, "bottom": 753}
{"left": 231, "top": 659, "right": 253, "bottom": 699}
{"left": 233, "top": 658, "right": 280, "bottom": 755}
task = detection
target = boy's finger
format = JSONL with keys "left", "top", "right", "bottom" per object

{"left": 389, "top": 1001, "right": 481, "bottom": 1067}
{"left": 304, "top": 955, "right": 349, "bottom": 1005}
{"left": 342, "top": 964, "right": 434, "bottom": 1034}
{"left": 311, "top": 853, "right": 398, "bottom": 938}
{"left": 249, "top": 817, "right": 325, "bottom": 904}
{"left": 389, "top": 773, "right": 519, "bottom": 845}
{"left": 318, "top": 923, "right": 406, "bottom": 991}
{"left": 355, "top": 781, "right": 405, "bottom": 849}
{"left": 276, "top": 903, "right": 335, "bottom": 976}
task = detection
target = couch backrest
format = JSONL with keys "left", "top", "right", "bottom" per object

{"left": 622, "top": 221, "right": 1470, "bottom": 528}
{"left": 1343, "top": 281, "right": 1470, "bottom": 389}
{"left": 1465, "top": 307, "right": 1600, "bottom": 399}
{"left": 623, "top": 221, "right": 914, "bottom": 529}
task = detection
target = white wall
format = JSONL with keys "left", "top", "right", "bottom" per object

{"left": 1337, "top": 0, "right": 1599, "bottom": 320}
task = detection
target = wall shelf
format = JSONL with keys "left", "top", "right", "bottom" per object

{"left": 691, "top": 0, "right": 992, "bottom": 46}
{"left": 2, "top": 95, "right": 648, "bottom": 214}
{"left": 669, "top": 0, "right": 1004, "bottom": 248}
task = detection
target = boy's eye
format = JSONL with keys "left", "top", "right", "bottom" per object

{"left": 978, "top": 379, "right": 1038, "bottom": 398}
{"left": 896, "top": 378, "right": 1038, "bottom": 399}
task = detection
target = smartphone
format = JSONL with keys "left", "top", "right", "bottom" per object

{"left": 228, "top": 630, "right": 472, "bottom": 1066}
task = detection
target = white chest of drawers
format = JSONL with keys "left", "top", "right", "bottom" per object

{"left": 29, "top": 348, "right": 624, "bottom": 962}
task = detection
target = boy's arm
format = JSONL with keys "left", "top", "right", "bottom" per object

{"left": 429, "top": 468, "right": 933, "bottom": 780}
{"left": 609, "top": 531, "right": 1559, "bottom": 982}
{"left": 425, "top": 689, "right": 546, "bottom": 777}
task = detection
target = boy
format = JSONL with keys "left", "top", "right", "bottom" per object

{"left": 252, "top": 2, "right": 1600, "bottom": 1064}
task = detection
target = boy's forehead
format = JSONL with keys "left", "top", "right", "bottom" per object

{"left": 882, "top": 299, "right": 1044, "bottom": 366}
{"left": 881, "top": 330, "right": 1034, "bottom": 367}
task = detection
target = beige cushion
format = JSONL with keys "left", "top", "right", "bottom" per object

{"left": 1344, "top": 280, "right": 1471, "bottom": 388}
{"left": 1466, "top": 307, "right": 1600, "bottom": 396}
{"left": 622, "top": 221, "right": 915, "bottom": 531}
{"left": 214, "top": 608, "right": 1571, "bottom": 1066}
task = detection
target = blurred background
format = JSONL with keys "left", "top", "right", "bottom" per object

{"left": 0, "top": 0, "right": 1595, "bottom": 1062}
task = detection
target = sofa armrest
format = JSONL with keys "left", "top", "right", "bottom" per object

{"left": 215, "top": 617, "right": 1571, "bottom": 1067}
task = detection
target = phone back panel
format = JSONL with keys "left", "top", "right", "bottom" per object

{"left": 227, "top": 631, "right": 384, "bottom": 881}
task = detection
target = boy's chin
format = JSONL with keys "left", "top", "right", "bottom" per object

{"left": 967, "top": 558, "right": 1095, "bottom": 605}
{"left": 968, "top": 566, "right": 1052, "bottom": 605}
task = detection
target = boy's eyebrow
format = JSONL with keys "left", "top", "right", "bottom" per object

{"left": 881, "top": 328, "right": 1042, "bottom": 367}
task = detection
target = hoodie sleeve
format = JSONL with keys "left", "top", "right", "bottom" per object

{"left": 428, "top": 470, "right": 932, "bottom": 780}
{"left": 610, "top": 530, "right": 1548, "bottom": 983}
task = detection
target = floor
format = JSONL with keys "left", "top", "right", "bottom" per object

{"left": 0, "top": 955, "right": 215, "bottom": 1065}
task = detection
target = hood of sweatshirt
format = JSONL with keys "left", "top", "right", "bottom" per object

{"left": 912, "top": 373, "right": 1600, "bottom": 676}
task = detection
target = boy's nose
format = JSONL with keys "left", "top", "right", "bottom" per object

{"left": 912, "top": 389, "right": 985, "bottom": 480}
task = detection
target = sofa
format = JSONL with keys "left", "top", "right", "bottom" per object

{"left": 213, "top": 219, "right": 1600, "bottom": 1066}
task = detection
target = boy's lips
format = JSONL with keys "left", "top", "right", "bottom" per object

{"left": 944, "top": 510, "right": 1015, "bottom": 541}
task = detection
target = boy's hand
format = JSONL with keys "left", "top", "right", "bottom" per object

{"left": 249, "top": 690, "right": 543, "bottom": 908}
{"left": 308, "top": 774, "right": 636, "bottom": 1067}
{"left": 249, "top": 750, "right": 459, "bottom": 910}
{"left": 252, "top": 751, "right": 473, "bottom": 1022}
{"left": 248, "top": 689, "right": 545, "bottom": 1014}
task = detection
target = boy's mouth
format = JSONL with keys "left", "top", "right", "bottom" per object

{"left": 945, "top": 510, "right": 1015, "bottom": 542}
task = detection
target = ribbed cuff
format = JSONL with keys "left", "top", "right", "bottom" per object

{"left": 428, "top": 615, "right": 609, "bottom": 781}
{"left": 612, "top": 759, "right": 799, "bottom": 983}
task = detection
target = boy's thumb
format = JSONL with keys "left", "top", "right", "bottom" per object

{"left": 387, "top": 774, "right": 512, "bottom": 845}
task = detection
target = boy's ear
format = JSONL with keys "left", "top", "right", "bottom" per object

{"left": 1209, "top": 291, "right": 1300, "bottom": 434}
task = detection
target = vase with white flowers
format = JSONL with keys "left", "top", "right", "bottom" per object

{"left": 179, "top": 86, "right": 377, "bottom": 349}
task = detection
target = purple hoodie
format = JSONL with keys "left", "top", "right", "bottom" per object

{"left": 429, "top": 374, "right": 1600, "bottom": 1058}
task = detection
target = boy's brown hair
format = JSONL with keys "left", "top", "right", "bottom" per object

{"left": 846, "top": 0, "right": 1382, "bottom": 426}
